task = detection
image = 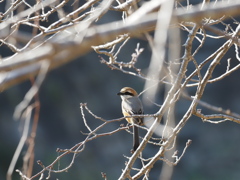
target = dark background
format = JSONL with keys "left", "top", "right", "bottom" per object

{"left": 1, "top": 1, "right": 240, "bottom": 180}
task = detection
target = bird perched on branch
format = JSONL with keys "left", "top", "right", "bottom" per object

{"left": 117, "top": 87, "right": 144, "bottom": 152}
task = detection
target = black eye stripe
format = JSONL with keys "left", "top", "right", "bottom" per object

{"left": 117, "top": 91, "right": 134, "bottom": 96}
{"left": 124, "top": 92, "right": 134, "bottom": 96}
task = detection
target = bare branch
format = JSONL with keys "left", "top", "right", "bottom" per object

{"left": 194, "top": 110, "right": 240, "bottom": 124}
{"left": 3, "top": 1, "right": 240, "bottom": 180}
{"left": 7, "top": 106, "right": 33, "bottom": 180}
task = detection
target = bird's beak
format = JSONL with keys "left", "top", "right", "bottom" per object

{"left": 117, "top": 92, "right": 122, "bottom": 96}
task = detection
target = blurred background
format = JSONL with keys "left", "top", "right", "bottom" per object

{"left": 1, "top": 0, "right": 240, "bottom": 180}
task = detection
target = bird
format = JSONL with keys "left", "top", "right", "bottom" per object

{"left": 117, "top": 87, "right": 144, "bottom": 152}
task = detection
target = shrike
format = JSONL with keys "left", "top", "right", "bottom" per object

{"left": 117, "top": 87, "right": 144, "bottom": 151}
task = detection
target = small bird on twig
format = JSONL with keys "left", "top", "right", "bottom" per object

{"left": 117, "top": 87, "right": 144, "bottom": 152}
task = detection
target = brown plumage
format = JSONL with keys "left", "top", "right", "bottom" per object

{"left": 117, "top": 87, "right": 144, "bottom": 151}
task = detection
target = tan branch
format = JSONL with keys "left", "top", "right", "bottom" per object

{"left": 194, "top": 110, "right": 240, "bottom": 124}
{"left": 182, "top": 92, "right": 240, "bottom": 119}
{"left": 0, "top": 2, "right": 239, "bottom": 91}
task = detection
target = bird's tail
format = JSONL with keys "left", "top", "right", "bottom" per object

{"left": 133, "top": 125, "right": 139, "bottom": 151}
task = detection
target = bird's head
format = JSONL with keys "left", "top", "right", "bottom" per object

{"left": 117, "top": 87, "right": 138, "bottom": 100}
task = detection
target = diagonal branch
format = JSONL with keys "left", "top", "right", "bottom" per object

{"left": 1, "top": 2, "right": 240, "bottom": 91}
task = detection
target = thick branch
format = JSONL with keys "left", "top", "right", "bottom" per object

{"left": 1, "top": 1, "right": 240, "bottom": 91}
